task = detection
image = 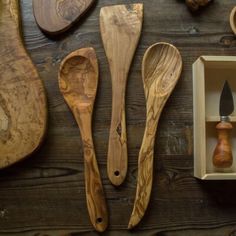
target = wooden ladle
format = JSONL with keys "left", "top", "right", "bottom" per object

{"left": 33, "top": 0, "right": 96, "bottom": 35}
{"left": 230, "top": 6, "right": 236, "bottom": 35}
{"left": 128, "top": 43, "right": 183, "bottom": 229}
{"left": 58, "top": 48, "right": 108, "bottom": 232}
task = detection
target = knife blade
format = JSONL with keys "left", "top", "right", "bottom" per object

{"left": 213, "top": 80, "right": 234, "bottom": 168}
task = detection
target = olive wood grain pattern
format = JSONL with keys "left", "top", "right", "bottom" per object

{"left": 213, "top": 121, "right": 233, "bottom": 168}
{"left": 0, "top": 0, "right": 47, "bottom": 169}
{"left": 230, "top": 6, "right": 236, "bottom": 35}
{"left": 58, "top": 48, "right": 108, "bottom": 232}
{"left": 4, "top": 1, "right": 236, "bottom": 235}
{"left": 128, "top": 43, "right": 183, "bottom": 229}
{"left": 33, "top": 0, "right": 96, "bottom": 35}
{"left": 100, "top": 4, "right": 143, "bottom": 186}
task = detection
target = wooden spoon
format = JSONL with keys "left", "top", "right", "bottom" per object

{"left": 230, "top": 6, "right": 236, "bottom": 35}
{"left": 0, "top": 0, "right": 47, "bottom": 169}
{"left": 128, "top": 43, "right": 183, "bottom": 229}
{"left": 58, "top": 48, "right": 108, "bottom": 232}
{"left": 33, "top": 0, "right": 96, "bottom": 35}
{"left": 100, "top": 4, "right": 143, "bottom": 186}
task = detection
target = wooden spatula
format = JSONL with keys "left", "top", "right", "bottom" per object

{"left": 128, "top": 43, "right": 183, "bottom": 229}
{"left": 33, "top": 0, "right": 96, "bottom": 35}
{"left": 0, "top": 0, "right": 47, "bottom": 169}
{"left": 100, "top": 4, "right": 143, "bottom": 186}
{"left": 58, "top": 48, "right": 108, "bottom": 232}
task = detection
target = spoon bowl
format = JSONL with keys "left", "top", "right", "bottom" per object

{"left": 142, "top": 42, "right": 182, "bottom": 98}
{"left": 128, "top": 42, "right": 182, "bottom": 229}
{"left": 59, "top": 52, "right": 97, "bottom": 110}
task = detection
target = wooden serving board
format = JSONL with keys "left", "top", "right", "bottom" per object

{"left": 33, "top": 0, "right": 96, "bottom": 35}
{"left": 0, "top": 0, "right": 47, "bottom": 169}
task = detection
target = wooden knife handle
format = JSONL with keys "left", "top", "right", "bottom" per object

{"left": 107, "top": 95, "right": 128, "bottom": 186}
{"left": 213, "top": 121, "right": 233, "bottom": 168}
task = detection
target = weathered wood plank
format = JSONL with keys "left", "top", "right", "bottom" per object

{"left": 0, "top": 0, "right": 236, "bottom": 235}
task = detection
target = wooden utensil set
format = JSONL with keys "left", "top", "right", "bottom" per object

{"left": 57, "top": 4, "right": 183, "bottom": 231}
{"left": 0, "top": 0, "right": 183, "bottom": 233}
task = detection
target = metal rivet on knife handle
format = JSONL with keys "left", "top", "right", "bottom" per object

{"left": 100, "top": 3, "right": 143, "bottom": 186}
{"left": 128, "top": 43, "right": 183, "bottom": 229}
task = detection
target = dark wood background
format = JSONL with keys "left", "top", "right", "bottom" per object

{"left": 1, "top": 0, "right": 236, "bottom": 235}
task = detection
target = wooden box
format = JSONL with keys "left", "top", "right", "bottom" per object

{"left": 193, "top": 56, "right": 236, "bottom": 180}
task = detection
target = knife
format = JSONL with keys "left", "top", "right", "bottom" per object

{"left": 213, "top": 80, "right": 234, "bottom": 168}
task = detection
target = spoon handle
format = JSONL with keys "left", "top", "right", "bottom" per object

{"left": 107, "top": 85, "right": 128, "bottom": 186}
{"left": 78, "top": 112, "right": 108, "bottom": 232}
{"left": 84, "top": 140, "right": 108, "bottom": 232}
{"left": 128, "top": 110, "right": 159, "bottom": 229}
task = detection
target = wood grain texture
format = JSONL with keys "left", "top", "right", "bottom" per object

{"left": 33, "top": 0, "right": 96, "bottom": 35}
{"left": 230, "top": 6, "right": 236, "bottom": 35}
{"left": 213, "top": 121, "right": 233, "bottom": 168}
{"left": 2, "top": 0, "right": 236, "bottom": 235}
{"left": 0, "top": 0, "right": 47, "bottom": 169}
{"left": 100, "top": 4, "right": 143, "bottom": 186}
{"left": 128, "top": 43, "right": 183, "bottom": 229}
{"left": 58, "top": 48, "right": 108, "bottom": 232}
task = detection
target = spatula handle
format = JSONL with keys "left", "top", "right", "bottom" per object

{"left": 213, "top": 121, "right": 233, "bottom": 168}
{"left": 107, "top": 96, "right": 128, "bottom": 186}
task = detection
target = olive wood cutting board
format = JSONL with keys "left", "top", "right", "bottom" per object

{"left": 33, "top": 0, "right": 96, "bottom": 35}
{"left": 0, "top": 0, "right": 47, "bottom": 169}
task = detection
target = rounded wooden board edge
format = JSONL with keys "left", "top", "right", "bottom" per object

{"left": 32, "top": 0, "right": 97, "bottom": 36}
{"left": 0, "top": 0, "right": 48, "bottom": 170}
{"left": 230, "top": 6, "right": 236, "bottom": 35}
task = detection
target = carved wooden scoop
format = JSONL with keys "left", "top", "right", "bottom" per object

{"left": 100, "top": 4, "right": 143, "bottom": 186}
{"left": 58, "top": 48, "right": 108, "bottom": 232}
{"left": 128, "top": 43, "right": 183, "bottom": 229}
{"left": 0, "top": 0, "right": 47, "bottom": 169}
{"left": 33, "top": 0, "right": 96, "bottom": 35}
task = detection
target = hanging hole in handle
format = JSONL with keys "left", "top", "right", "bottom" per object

{"left": 96, "top": 217, "right": 103, "bottom": 224}
{"left": 114, "top": 170, "right": 120, "bottom": 177}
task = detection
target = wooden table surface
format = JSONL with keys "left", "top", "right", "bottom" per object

{"left": 1, "top": 0, "right": 236, "bottom": 235}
